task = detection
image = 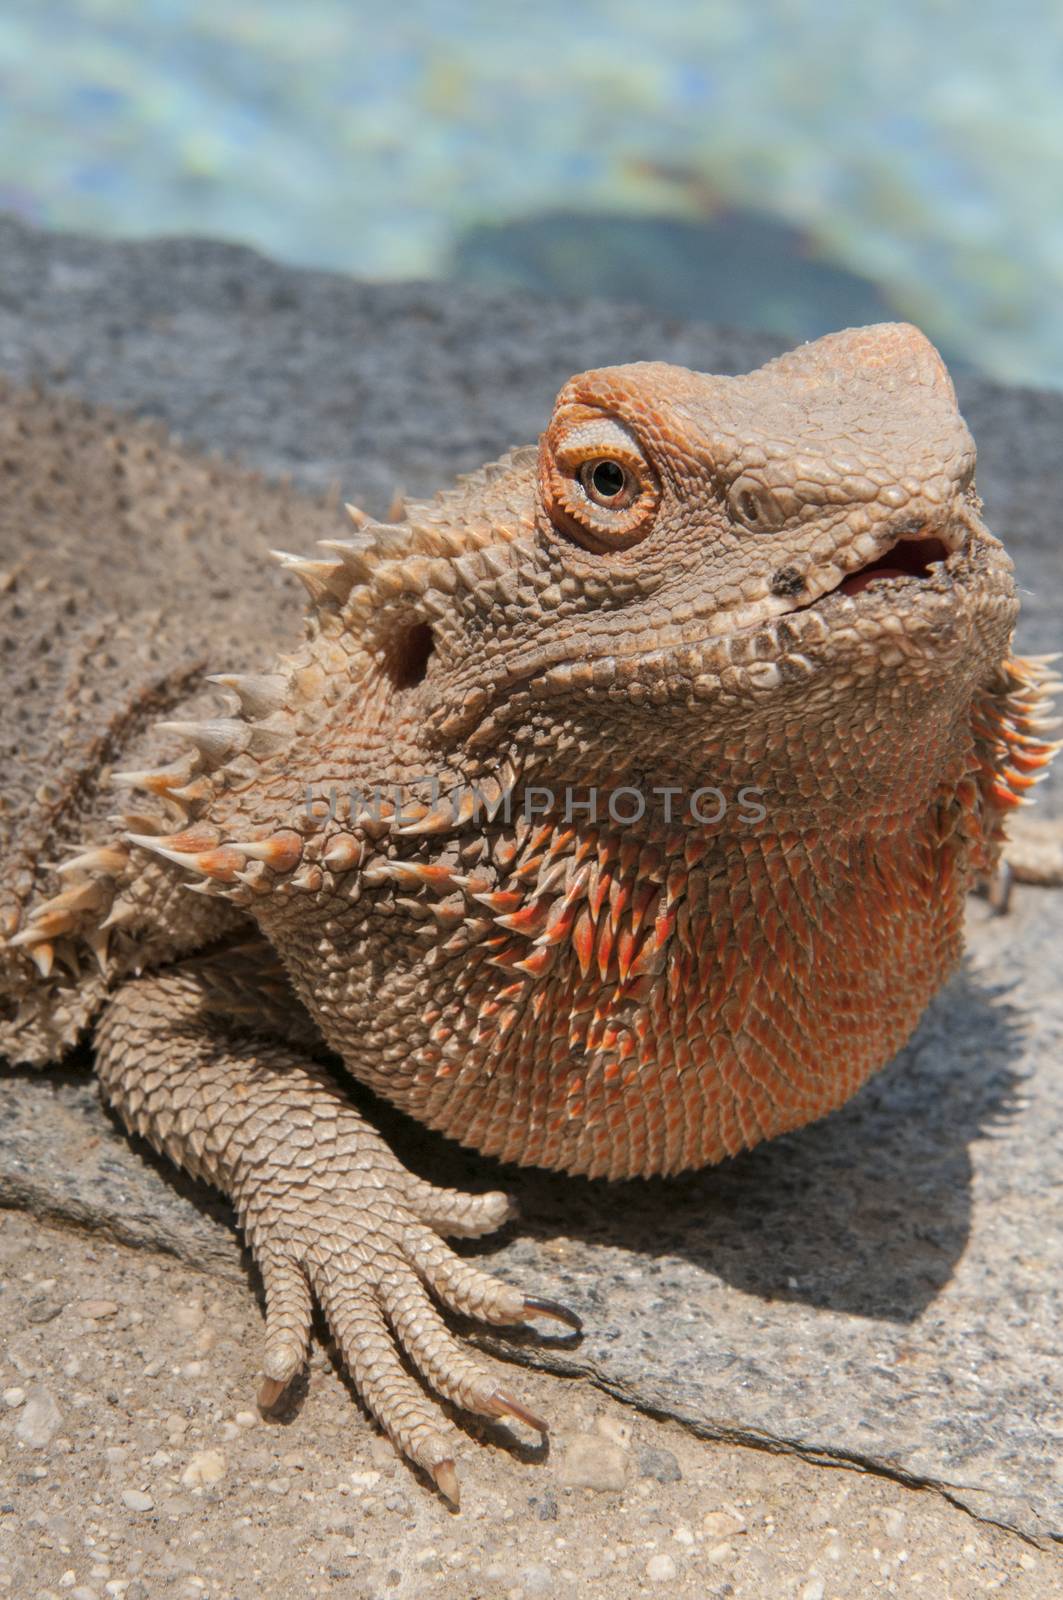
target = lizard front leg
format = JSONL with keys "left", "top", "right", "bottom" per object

{"left": 93, "top": 949, "right": 577, "bottom": 1502}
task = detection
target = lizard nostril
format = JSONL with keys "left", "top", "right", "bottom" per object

{"left": 729, "top": 477, "right": 781, "bottom": 532}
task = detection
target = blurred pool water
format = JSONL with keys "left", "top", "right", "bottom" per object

{"left": 1, "top": 1, "right": 1062, "bottom": 385}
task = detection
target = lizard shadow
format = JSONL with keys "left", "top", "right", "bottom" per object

{"left": 384, "top": 959, "right": 1028, "bottom": 1326}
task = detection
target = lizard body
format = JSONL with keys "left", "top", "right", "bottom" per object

{"left": 1, "top": 324, "right": 1057, "bottom": 1501}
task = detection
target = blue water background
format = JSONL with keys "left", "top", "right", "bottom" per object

{"left": 1, "top": 2, "right": 1061, "bottom": 385}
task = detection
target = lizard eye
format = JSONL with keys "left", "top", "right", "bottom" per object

{"left": 539, "top": 409, "right": 660, "bottom": 552}
{"left": 580, "top": 458, "right": 632, "bottom": 507}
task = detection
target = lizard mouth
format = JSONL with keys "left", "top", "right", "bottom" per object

{"left": 451, "top": 511, "right": 1015, "bottom": 744}
{"left": 821, "top": 533, "right": 951, "bottom": 600}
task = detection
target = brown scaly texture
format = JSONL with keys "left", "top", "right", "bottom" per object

{"left": 2, "top": 324, "right": 1059, "bottom": 1503}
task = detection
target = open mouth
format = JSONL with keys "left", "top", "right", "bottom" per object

{"left": 831, "top": 534, "right": 951, "bottom": 599}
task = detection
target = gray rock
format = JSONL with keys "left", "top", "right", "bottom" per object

{"left": 0, "top": 217, "right": 1060, "bottom": 1540}
{"left": 13, "top": 1385, "right": 62, "bottom": 1448}
{"left": 638, "top": 1446, "right": 683, "bottom": 1484}
{"left": 559, "top": 1434, "right": 629, "bottom": 1492}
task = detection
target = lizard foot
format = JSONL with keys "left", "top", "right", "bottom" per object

{"left": 95, "top": 963, "right": 580, "bottom": 1504}
{"left": 240, "top": 1140, "right": 576, "bottom": 1503}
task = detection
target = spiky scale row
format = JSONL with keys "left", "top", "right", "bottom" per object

{"left": 126, "top": 826, "right": 304, "bottom": 885}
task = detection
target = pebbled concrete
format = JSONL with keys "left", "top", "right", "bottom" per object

{"left": 0, "top": 217, "right": 1060, "bottom": 1542}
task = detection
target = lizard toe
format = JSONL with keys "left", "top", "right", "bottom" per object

{"left": 399, "top": 1173, "right": 517, "bottom": 1238}
{"left": 379, "top": 1273, "right": 548, "bottom": 1434}
{"left": 256, "top": 1246, "right": 314, "bottom": 1403}
{"left": 314, "top": 1277, "right": 461, "bottom": 1499}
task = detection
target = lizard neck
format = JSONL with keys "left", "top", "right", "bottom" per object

{"left": 259, "top": 759, "right": 978, "bottom": 1181}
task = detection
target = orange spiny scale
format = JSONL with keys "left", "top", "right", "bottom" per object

{"left": 607, "top": 876, "right": 631, "bottom": 930}
{"left": 653, "top": 899, "right": 678, "bottom": 946}
{"left": 497, "top": 899, "right": 550, "bottom": 937}
{"left": 513, "top": 852, "right": 547, "bottom": 882}
{"left": 496, "top": 1005, "right": 521, "bottom": 1039}
{"left": 197, "top": 847, "right": 250, "bottom": 883}
{"left": 514, "top": 944, "right": 558, "bottom": 979}
{"left": 615, "top": 924, "right": 638, "bottom": 982}
{"left": 535, "top": 900, "right": 579, "bottom": 948}
{"left": 154, "top": 824, "right": 222, "bottom": 854}
{"left": 1001, "top": 761, "right": 1044, "bottom": 787}
{"left": 12, "top": 909, "right": 74, "bottom": 943}
{"left": 414, "top": 863, "right": 464, "bottom": 892}
{"left": 991, "top": 781, "right": 1026, "bottom": 809}
{"left": 595, "top": 918, "right": 616, "bottom": 982}
{"left": 664, "top": 864, "right": 686, "bottom": 908}
{"left": 571, "top": 907, "right": 596, "bottom": 978}
{"left": 428, "top": 901, "right": 466, "bottom": 929}
{"left": 636, "top": 844, "right": 663, "bottom": 880}
{"left": 487, "top": 940, "right": 532, "bottom": 971}
{"left": 472, "top": 888, "right": 524, "bottom": 915}
{"left": 1012, "top": 737, "right": 1059, "bottom": 762}
{"left": 626, "top": 936, "right": 666, "bottom": 982}
{"left": 546, "top": 826, "right": 576, "bottom": 859}
{"left": 596, "top": 833, "right": 620, "bottom": 866}
{"left": 590, "top": 866, "right": 612, "bottom": 920}
{"left": 530, "top": 986, "right": 551, "bottom": 1020}
{"left": 536, "top": 858, "right": 569, "bottom": 896}
{"left": 616, "top": 1031, "right": 636, "bottom": 1061}
{"left": 561, "top": 862, "right": 592, "bottom": 907}
{"left": 628, "top": 881, "right": 659, "bottom": 940}
{"left": 492, "top": 836, "right": 518, "bottom": 871}
{"left": 236, "top": 830, "right": 304, "bottom": 873}
{"left": 456, "top": 874, "right": 492, "bottom": 897}
{"left": 111, "top": 751, "right": 197, "bottom": 790}
{"left": 664, "top": 826, "right": 685, "bottom": 857}
{"left": 322, "top": 833, "right": 364, "bottom": 870}
{"left": 571, "top": 832, "right": 598, "bottom": 867}
{"left": 684, "top": 833, "right": 711, "bottom": 868}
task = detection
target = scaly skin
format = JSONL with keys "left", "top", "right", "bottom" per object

{"left": 3, "top": 323, "right": 1059, "bottom": 1502}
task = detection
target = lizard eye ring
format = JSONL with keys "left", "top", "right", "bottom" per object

{"left": 580, "top": 458, "right": 634, "bottom": 508}
{"left": 539, "top": 409, "right": 660, "bottom": 552}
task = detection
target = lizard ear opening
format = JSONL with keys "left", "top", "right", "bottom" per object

{"left": 388, "top": 621, "right": 435, "bottom": 689}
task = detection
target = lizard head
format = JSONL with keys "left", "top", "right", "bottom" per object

{"left": 397, "top": 323, "right": 1018, "bottom": 789}
{"left": 123, "top": 323, "right": 1032, "bottom": 905}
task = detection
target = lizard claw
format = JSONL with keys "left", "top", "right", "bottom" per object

{"left": 431, "top": 1457, "right": 461, "bottom": 1508}
{"left": 486, "top": 1388, "right": 549, "bottom": 1434}
{"left": 522, "top": 1294, "right": 583, "bottom": 1332}
{"left": 257, "top": 1376, "right": 288, "bottom": 1411}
